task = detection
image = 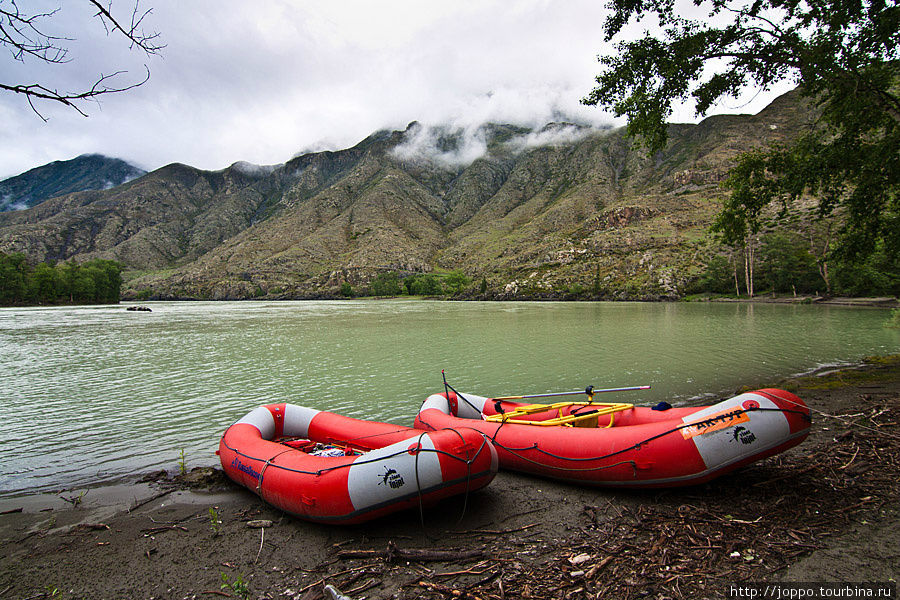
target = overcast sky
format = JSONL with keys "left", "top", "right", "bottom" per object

{"left": 0, "top": 0, "right": 791, "bottom": 179}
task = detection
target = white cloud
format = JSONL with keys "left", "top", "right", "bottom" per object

{"left": 228, "top": 161, "right": 281, "bottom": 177}
{"left": 504, "top": 123, "right": 599, "bottom": 153}
{"left": 0, "top": 0, "right": 793, "bottom": 180}
{"left": 390, "top": 122, "right": 488, "bottom": 168}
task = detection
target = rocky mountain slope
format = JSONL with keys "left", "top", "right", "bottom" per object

{"left": 0, "top": 90, "right": 814, "bottom": 299}
{"left": 0, "top": 154, "right": 145, "bottom": 212}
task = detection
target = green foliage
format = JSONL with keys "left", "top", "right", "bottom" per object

{"left": 0, "top": 251, "right": 27, "bottom": 303}
{"left": 831, "top": 241, "right": 900, "bottom": 297}
{"left": 339, "top": 281, "right": 354, "bottom": 297}
{"left": 369, "top": 271, "right": 403, "bottom": 296}
{"left": 209, "top": 507, "right": 222, "bottom": 536}
{"left": 584, "top": 0, "right": 899, "bottom": 264}
{"left": 0, "top": 252, "right": 124, "bottom": 306}
{"left": 442, "top": 270, "right": 471, "bottom": 295}
{"left": 404, "top": 273, "right": 444, "bottom": 296}
{"left": 567, "top": 283, "right": 586, "bottom": 296}
{"left": 692, "top": 231, "right": 898, "bottom": 296}
{"left": 220, "top": 572, "right": 250, "bottom": 600}
{"left": 756, "top": 232, "right": 821, "bottom": 294}
{"left": 691, "top": 255, "right": 736, "bottom": 295}
{"left": 592, "top": 264, "right": 603, "bottom": 296}
{"left": 886, "top": 309, "right": 900, "bottom": 329}
{"left": 178, "top": 449, "right": 187, "bottom": 475}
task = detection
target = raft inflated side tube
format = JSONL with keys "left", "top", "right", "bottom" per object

{"left": 219, "top": 403, "right": 498, "bottom": 524}
{"left": 414, "top": 389, "right": 810, "bottom": 488}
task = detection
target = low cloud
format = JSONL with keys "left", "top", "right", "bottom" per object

{"left": 390, "top": 122, "right": 488, "bottom": 168}
{"left": 229, "top": 161, "right": 281, "bottom": 177}
{"left": 390, "top": 119, "right": 608, "bottom": 168}
{"left": 504, "top": 122, "right": 599, "bottom": 153}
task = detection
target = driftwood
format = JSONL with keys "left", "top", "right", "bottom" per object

{"left": 140, "top": 524, "right": 188, "bottom": 534}
{"left": 338, "top": 541, "right": 485, "bottom": 563}
{"left": 128, "top": 489, "right": 173, "bottom": 512}
{"left": 418, "top": 581, "right": 485, "bottom": 600}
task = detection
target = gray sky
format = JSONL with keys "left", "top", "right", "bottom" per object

{"left": 0, "top": 0, "right": 791, "bottom": 179}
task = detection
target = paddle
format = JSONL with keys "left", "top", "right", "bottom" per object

{"left": 490, "top": 385, "right": 650, "bottom": 402}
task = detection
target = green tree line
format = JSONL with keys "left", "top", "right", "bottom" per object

{"left": 341, "top": 270, "right": 472, "bottom": 298}
{"left": 0, "top": 252, "right": 124, "bottom": 306}
{"left": 691, "top": 233, "right": 899, "bottom": 298}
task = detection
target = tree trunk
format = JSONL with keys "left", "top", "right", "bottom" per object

{"left": 743, "top": 238, "right": 755, "bottom": 298}
{"left": 732, "top": 251, "right": 741, "bottom": 296}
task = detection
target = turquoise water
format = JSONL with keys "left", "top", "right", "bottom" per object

{"left": 0, "top": 300, "right": 896, "bottom": 496}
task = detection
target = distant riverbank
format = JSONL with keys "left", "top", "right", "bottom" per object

{"left": 695, "top": 295, "right": 899, "bottom": 308}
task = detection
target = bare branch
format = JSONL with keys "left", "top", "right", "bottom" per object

{"left": 0, "top": 64, "right": 151, "bottom": 120}
{"left": 0, "top": 2, "right": 73, "bottom": 64}
{"left": 86, "top": 0, "right": 165, "bottom": 55}
{"left": 0, "top": 1, "right": 163, "bottom": 118}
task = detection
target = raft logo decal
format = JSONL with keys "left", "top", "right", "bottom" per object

{"left": 231, "top": 457, "right": 261, "bottom": 480}
{"left": 731, "top": 426, "right": 757, "bottom": 445}
{"left": 681, "top": 407, "right": 750, "bottom": 440}
{"left": 378, "top": 467, "right": 405, "bottom": 489}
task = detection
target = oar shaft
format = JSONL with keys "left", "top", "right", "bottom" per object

{"left": 492, "top": 385, "right": 650, "bottom": 401}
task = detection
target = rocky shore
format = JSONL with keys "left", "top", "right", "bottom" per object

{"left": 1, "top": 357, "right": 898, "bottom": 599}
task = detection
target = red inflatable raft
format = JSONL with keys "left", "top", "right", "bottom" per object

{"left": 414, "top": 388, "right": 810, "bottom": 487}
{"left": 219, "top": 403, "right": 498, "bottom": 524}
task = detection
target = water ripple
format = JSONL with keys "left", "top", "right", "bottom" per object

{"left": 0, "top": 300, "right": 897, "bottom": 496}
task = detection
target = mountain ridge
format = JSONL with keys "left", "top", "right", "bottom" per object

{"left": 0, "top": 89, "right": 815, "bottom": 300}
{"left": 0, "top": 154, "right": 146, "bottom": 213}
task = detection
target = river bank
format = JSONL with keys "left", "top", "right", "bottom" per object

{"left": 1, "top": 357, "right": 898, "bottom": 600}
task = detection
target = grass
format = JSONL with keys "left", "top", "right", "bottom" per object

{"left": 208, "top": 507, "right": 222, "bottom": 537}
{"left": 220, "top": 572, "right": 251, "bottom": 600}
{"left": 886, "top": 308, "right": 900, "bottom": 329}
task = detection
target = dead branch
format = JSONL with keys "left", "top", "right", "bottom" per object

{"left": 1, "top": 1, "right": 163, "bottom": 119}
{"left": 418, "top": 581, "right": 485, "bottom": 600}
{"left": 86, "top": 0, "right": 164, "bottom": 54}
{"left": 339, "top": 542, "right": 485, "bottom": 563}
{"left": 141, "top": 525, "right": 188, "bottom": 534}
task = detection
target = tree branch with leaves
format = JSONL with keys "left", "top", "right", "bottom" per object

{"left": 584, "top": 0, "right": 899, "bottom": 269}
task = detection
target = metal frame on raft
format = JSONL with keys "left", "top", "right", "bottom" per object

{"left": 483, "top": 401, "right": 635, "bottom": 427}
{"left": 481, "top": 383, "right": 651, "bottom": 427}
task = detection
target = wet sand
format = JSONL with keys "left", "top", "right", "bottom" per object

{"left": 1, "top": 357, "right": 898, "bottom": 599}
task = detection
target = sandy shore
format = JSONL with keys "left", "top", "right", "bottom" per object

{"left": 1, "top": 357, "right": 898, "bottom": 600}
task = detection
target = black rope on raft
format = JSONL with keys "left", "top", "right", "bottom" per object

{"left": 439, "top": 426, "right": 477, "bottom": 527}
{"left": 338, "top": 428, "right": 427, "bottom": 446}
{"left": 414, "top": 430, "right": 427, "bottom": 530}
{"left": 440, "top": 373, "right": 484, "bottom": 417}
{"left": 438, "top": 375, "right": 518, "bottom": 456}
{"left": 442, "top": 370, "right": 451, "bottom": 407}
{"left": 255, "top": 448, "right": 293, "bottom": 496}
{"left": 220, "top": 430, "right": 494, "bottom": 479}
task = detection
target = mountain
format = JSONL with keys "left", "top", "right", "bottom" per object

{"left": 0, "top": 90, "right": 815, "bottom": 300}
{"left": 0, "top": 154, "right": 145, "bottom": 212}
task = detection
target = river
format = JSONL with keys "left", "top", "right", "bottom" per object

{"left": 1, "top": 300, "right": 897, "bottom": 497}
